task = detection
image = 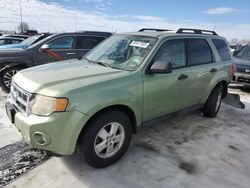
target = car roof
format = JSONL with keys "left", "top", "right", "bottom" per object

{"left": 52, "top": 31, "right": 113, "bottom": 37}
{"left": 121, "top": 28, "right": 224, "bottom": 39}
{"left": 0, "top": 36, "right": 24, "bottom": 40}
{"left": 3, "top": 34, "right": 29, "bottom": 39}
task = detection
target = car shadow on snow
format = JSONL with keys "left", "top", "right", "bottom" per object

{"left": 61, "top": 98, "right": 250, "bottom": 188}
{"left": 229, "top": 84, "right": 250, "bottom": 93}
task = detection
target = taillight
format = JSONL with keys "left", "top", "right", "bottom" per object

{"left": 232, "top": 63, "right": 236, "bottom": 77}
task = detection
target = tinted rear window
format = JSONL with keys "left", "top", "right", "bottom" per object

{"left": 188, "top": 39, "right": 213, "bottom": 65}
{"left": 212, "top": 39, "right": 231, "bottom": 61}
{"left": 77, "top": 36, "right": 105, "bottom": 49}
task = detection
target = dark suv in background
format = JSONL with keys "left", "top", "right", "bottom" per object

{"left": 232, "top": 45, "right": 250, "bottom": 86}
{"left": 0, "top": 31, "right": 113, "bottom": 91}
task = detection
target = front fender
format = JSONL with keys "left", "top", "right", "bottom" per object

{"left": 75, "top": 88, "right": 142, "bottom": 126}
{"left": 0, "top": 56, "right": 34, "bottom": 70}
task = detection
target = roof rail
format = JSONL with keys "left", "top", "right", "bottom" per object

{"left": 79, "top": 31, "right": 113, "bottom": 36}
{"left": 176, "top": 28, "right": 218, "bottom": 36}
{"left": 138, "top": 28, "right": 171, "bottom": 32}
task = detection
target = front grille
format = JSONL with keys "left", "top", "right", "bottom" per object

{"left": 236, "top": 66, "right": 250, "bottom": 75}
{"left": 237, "top": 77, "right": 250, "bottom": 84}
{"left": 11, "top": 83, "right": 32, "bottom": 114}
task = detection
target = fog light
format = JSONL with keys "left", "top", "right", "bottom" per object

{"left": 32, "top": 132, "right": 51, "bottom": 146}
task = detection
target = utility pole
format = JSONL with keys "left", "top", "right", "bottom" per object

{"left": 213, "top": 20, "right": 217, "bottom": 32}
{"left": 19, "top": 0, "right": 23, "bottom": 34}
{"left": 74, "top": 14, "right": 77, "bottom": 32}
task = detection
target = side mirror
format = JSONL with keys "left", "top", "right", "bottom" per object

{"left": 39, "top": 44, "right": 49, "bottom": 51}
{"left": 147, "top": 60, "right": 172, "bottom": 74}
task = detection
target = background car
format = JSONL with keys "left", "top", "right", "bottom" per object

{"left": 232, "top": 45, "right": 250, "bottom": 86}
{"left": 0, "top": 34, "right": 50, "bottom": 49}
{"left": 3, "top": 34, "right": 29, "bottom": 40}
{"left": 229, "top": 43, "right": 246, "bottom": 53}
{"left": 0, "top": 36, "right": 25, "bottom": 46}
{"left": 0, "top": 31, "right": 113, "bottom": 91}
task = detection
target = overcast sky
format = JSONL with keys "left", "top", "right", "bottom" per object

{"left": 0, "top": 0, "right": 250, "bottom": 40}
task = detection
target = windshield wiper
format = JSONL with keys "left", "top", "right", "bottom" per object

{"left": 95, "top": 61, "right": 110, "bottom": 67}
{"left": 82, "top": 57, "right": 91, "bottom": 64}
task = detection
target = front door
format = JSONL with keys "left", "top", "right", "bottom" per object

{"left": 34, "top": 35, "right": 78, "bottom": 65}
{"left": 143, "top": 39, "right": 192, "bottom": 121}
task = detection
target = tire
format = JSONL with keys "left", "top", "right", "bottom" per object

{"left": 0, "top": 66, "right": 22, "bottom": 92}
{"left": 203, "top": 84, "right": 223, "bottom": 118}
{"left": 80, "top": 110, "right": 132, "bottom": 168}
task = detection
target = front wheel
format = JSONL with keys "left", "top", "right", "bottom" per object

{"left": 0, "top": 66, "right": 22, "bottom": 92}
{"left": 80, "top": 111, "right": 132, "bottom": 168}
{"left": 203, "top": 84, "right": 223, "bottom": 118}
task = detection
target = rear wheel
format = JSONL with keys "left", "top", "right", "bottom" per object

{"left": 203, "top": 84, "right": 223, "bottom": 118}
{"left": 80, "top": 111, "right": 132, "bottom": 168}
{"left": 0, "top": 66, "right": 22, "bottom": 92}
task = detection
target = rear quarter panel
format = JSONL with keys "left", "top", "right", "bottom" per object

{"left": 201, "top": 37, "right": 232, "bottom": 103}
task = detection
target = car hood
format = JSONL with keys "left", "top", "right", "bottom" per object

{"left": 234, "top": 57, "right": 250, "bottom": 67}
{"left": 0, "top": 44, "right": 28, "bottom": 49}
{"left": 0, "top": 48, "right": 25, "bottom": 56}
{"left": 13, "top": 59, "right": 128, "bottom": 96}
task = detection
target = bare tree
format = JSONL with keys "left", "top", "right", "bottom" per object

{"left": 230, "top": 38, "right": 238, "bottom": 44}
{"left": 17, "top": 22, "right": 30, "bottom": 33}
{"left": 239, "top": 39, "right": 250, "bottom": 45}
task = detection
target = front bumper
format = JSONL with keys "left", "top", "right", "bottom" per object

{"left": 232, "top": 72, "right": 250, "bottom": 86}
{"left": 5, "top": 100, "right": 90, "bottom": 155}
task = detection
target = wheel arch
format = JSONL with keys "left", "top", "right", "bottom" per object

{"left": 202, "top": 80, "right": 228, "bottom": 104}
{"left": 0, "top": 63, "right": 29, "bottom": 91}
{"left": 77, "top": 104, "right": 137, "bottom": 144}
{"left": 1, "top": 62, "right": 29, "bottom": 71}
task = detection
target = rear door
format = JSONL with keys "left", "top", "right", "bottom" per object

{"left": 184, "top": 38, "right": 221, "bottom": 104}
{"left": 76, "top": 35, "right": 106, "bottom": 59}
{"left": 35, "top": 35, "right": 78, "bottom": 65}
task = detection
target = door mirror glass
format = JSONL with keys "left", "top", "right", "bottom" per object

{"left": 40, "top": 44, "right": 49, "bottom": 51}
{"left": 148, "top": 60, "right": 172, "bottom": 74}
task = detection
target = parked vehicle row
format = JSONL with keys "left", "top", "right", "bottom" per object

{"left": 5, "top": 28, "right": 233, "bottom": 168}
{"left": 0, "top": 34, "right": 50, "bottom": 49}
{"left": 0, "top": 36, "right": 25, "bottom": 46}
{"left": 0, "top": 31, "right": 112, "bottom": 91}
{"left": 2, "top": 34, "right": 29, "bottom": 40}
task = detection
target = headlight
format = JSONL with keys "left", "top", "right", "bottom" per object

{"left": 30, "top": 95, "right": 68, "bottom": 116}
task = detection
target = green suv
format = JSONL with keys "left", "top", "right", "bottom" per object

{"left": 6, "top": 28, "right": 233, "bottom": 168}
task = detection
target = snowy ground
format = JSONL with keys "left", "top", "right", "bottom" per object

{"left": 0, "top": 86, "right": 250, "bottom": 188}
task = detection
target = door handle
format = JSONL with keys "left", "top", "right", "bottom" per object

{"left": 210, "top": 68, "right": 218, "bottom": 73}
{"left": 178, "top": 74, "right": 188, "bottom": 80}
{"left": 67, "top": 52, "right": 76, "bottom": 55}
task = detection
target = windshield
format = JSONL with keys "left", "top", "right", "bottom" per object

{"left": 236, "top": 45, "right": 250, "bottom": 59}
{"left": 85, "top": 35, "right": 157, "bottom": 71}
{"left": 27, "top": 35, "right": 52, "bottom": 49}
{"left": 20, "top": 35, "right": 41, "bottom": 46}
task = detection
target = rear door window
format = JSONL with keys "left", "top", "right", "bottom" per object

{"left": 212, "top": 39, "right": 231, "bottom": 61}
{"left": 188, "top": 39, "right": 213, "bottom": 66}
{"left": 77, "top": 36, "right": 105, "bottom": 49}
